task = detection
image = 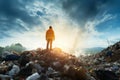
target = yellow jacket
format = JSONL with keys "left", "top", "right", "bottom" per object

{"left": 46, "top": 29, "right": 55, "bottom": 40}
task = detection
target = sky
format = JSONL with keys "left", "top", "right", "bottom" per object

{"left": 0, "top": 0, "right": 120, "bottom": 53}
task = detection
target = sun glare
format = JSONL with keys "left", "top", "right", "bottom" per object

{"left": 52, "top": 26, "right": 81, "bottom": 52}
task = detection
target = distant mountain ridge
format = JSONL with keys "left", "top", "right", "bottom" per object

{"left": 83, "top": 47, "right": 104, "bottom": 55}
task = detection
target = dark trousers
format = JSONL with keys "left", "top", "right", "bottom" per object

{"left": 46, "top": 39, "right": 52, "bottom": 50}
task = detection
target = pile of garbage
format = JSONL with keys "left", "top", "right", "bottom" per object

{"left": 0, "top": 48, "right": 95, "bottom": 80}
{"left": 1, "top": 41, "right": 120, "bottom": 80}
{"left": 82, "top": 41, "right": 120, "bottom": 80}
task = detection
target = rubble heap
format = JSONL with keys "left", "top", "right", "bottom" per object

{"left": 83, "top": 41, "right": 120, "bottom": 80}
{"left": 0, "top": 48, "right": 94, "bottom": 80}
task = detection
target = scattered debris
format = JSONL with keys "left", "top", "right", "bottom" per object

{"left": 0, "top": 41, "right": 120, "bottom": 80}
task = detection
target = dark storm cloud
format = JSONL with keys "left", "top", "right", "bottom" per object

{"left": 0, "top": 0, "right": 40, "bottom": 25}
{"left": 0, "top": 0, "right": 42, "bottom": 38}
{"left": 61, "top": 0, "right": 113, "bottom": 26}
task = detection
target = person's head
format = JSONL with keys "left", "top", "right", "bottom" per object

{"left": 49, "top": 26, "right": 52, "bottom": 29}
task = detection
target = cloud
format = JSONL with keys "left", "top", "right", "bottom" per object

{"left": 0, "top": 31, "right": 12, "bottom": 38}
{"left": 61, "top": 0, "right": 110, "bottom": 26}
{"left": 37, "top": 11, "right": 44, "bottom": 16}
{"left": 0, "top": 0, "right": 65, "bottom": 39}
{"left": 59, "top": 0, "right": 120, "bottom": 49}
{"left": 0, "top": 0, "right": 41, "bottom": 25}
{"left": 85, "top": 12, "right": 116, "bottom": 35}
{"left": 0, "top": 0, "right": 43, "bottom": 38}
{"left": 61, "top": 0, "right": 120, "bottom": 28}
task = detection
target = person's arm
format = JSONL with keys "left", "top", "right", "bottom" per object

{"left": 46, "top": 31, "right": 48, "bottom": 40}
{"left": 53, "top": 31, "right": 55, "bottom": 40}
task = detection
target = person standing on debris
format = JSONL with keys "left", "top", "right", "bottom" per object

{"left": 46, "top": 26, "right": 55, "bottom": 50}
